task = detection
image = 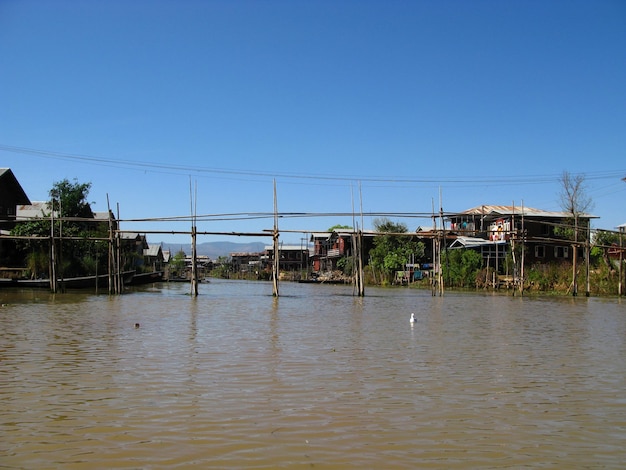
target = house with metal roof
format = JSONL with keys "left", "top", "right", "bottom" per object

{"left": 447, "top": 205, "right": 598, "bottom": 265}
{"left": 309, "top": 230, "right": 377, "bottom": 273}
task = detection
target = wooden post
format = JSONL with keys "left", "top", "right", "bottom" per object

{"left": 619, "top": 230, "right": 623, "bottom": 297}
{"left": 357, "top": 182, "right": 365, "bottom": 296}
{"left": 49, "top": 208, "right": 57, "bottom": 293}
{"left": 519, "top": 200, "right": 526, "bottom": 295}
{"left": 431, "top": 198, "right": 437, "bottom": 296}
{"left": 617, "top": 228, "right": 624, "bottom": 297}
{"left": 351, "top": 184, "right": 357, "bottom": 295}
{"left": 511, "top": 202, "right": 517, "bottom": 296}
{"left": 106, "top": 194, "right": 114, "bottom": 295}
{"left": 116, "top": 203, "right": 122, "bottom": 294}
{"left": 190, "top": 179, "right": 198, "bottom": 296}
{"left": 438, "top": 188, "right": 444, "bottom": 296}
{"left": 572, "top": 215, "right": 578, "bottom": 296}
{"left": 585, "top": 224, "right": 590, "bottom": 297}
{"left": 272, "top": 180, "right": 279, "bottom": 297}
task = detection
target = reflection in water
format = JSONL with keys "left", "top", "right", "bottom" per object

{"left": 1, "top": 281, "right": 625, "bottom": 468}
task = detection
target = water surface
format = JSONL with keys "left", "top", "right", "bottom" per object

{"left": 1, "top": 280, "right": 625, "bottom": 468}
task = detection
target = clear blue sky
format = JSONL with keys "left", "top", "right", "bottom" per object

{"left": 2, "top": 0, "right": 625, "bottom": 245}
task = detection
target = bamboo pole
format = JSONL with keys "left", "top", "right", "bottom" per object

{"left": 431, "top": 198, "right": 437, "bottom": 296}
{"left": 351, "top": 184, "right": 357, "bottom": 296}
{"left": 357, "top": 182, "right": 365, "bottom": 296}
{"left": 619, "top": 230, "right": 623, "bottom": 297}
{"left": 272, "top": 180, "right": 279, "bottom": 297}
{"left": 519, "top": 199, "right": 526, "bottom": 295}
{"left": 107, "top": 194, "right": 114, "bottom": 295}
{"left": 511, "top": 201, "right": 517, "bottom": 296}
{"left": 572, "top": 215, "right": 578, "bottom": 296}
{"left": 190, "top": 178, "right": 198, "bottom": 296}
{"left": 49, "top": 208, "right": 57, "bottom": 293}
{"left": 585, "top": 224, "right": 590, "bottom": 297}
{"left": 438, "top": 188, "right": 444, "bottom": 296}
{"left": 116, "top": 203, "right": 122, "bottom": 294}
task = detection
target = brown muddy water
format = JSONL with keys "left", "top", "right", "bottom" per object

{"left": 1, "top": 279, "right": 625, "bottom": 469}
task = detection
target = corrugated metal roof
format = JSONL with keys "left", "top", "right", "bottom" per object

{"left": 16, "top": 201, "right": 52, "bottom": 220}
{"left": 144, "top": 245, "right": 162, "bottom": 257}
{"left": 450, "top": 236, "right": 503, "bottom": 248}
{"left": 455, "top": 205, "right": 597, "bottom": 219}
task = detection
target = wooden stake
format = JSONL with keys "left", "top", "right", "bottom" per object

{"left": 272, "top": 180, "right": 279, "bottom": 297}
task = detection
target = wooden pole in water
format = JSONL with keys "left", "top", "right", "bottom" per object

{"left": 511, "top": 201, "right": 517, "bottom": 296}
{"left": 585, "top": 224, "right": 591, "bottom": 297}
{"left": 519, "top": 199, "right": 526, "bottom": 295}
{"left": 106, "top": 194, "right": 115, "bottom": 295}
{"left": 439, "top": 186, "right": 446, "bottom": 297}
{"left": 190, "top": 178, "right": 198, "bottom": 296}
{"left": 572, "top": 214, "right": 579, "bottom": 296}
{"left": 356, "top": 181, "right": 365, "bottom": 296}
{"left": 619, "top": 230, "right": 623, "bottom": 297}
{"left": 272, "top": 180, "right": 279, "bottom": 297}
{"left": 116, "top": 203, "right": 122, "bottom": 294}
{"left": 351, "top": 184, "right": 357, "bottom": 296}
{"left": 49, "top": 207, "right": 57, "bottom": 293}
{"left": 431, "top": 198, "right": 436, "bottom": 296}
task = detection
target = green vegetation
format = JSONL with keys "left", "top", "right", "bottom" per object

{"left": 368, "top": 218, "right": 425, "bottom": 285}
{"left": 11, "top": 178, "right": 108, "bottom": 279}
{"left": 442, "top": 249, "right": 483, "bottom": 288}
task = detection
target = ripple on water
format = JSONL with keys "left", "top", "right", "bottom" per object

{"left": 1, "top": 281, "right": 625, "bottom": 468}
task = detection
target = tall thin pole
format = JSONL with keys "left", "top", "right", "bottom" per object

{"left": 351, "top": 183, "right": 357, "bottom": 296}
{"left": 519, "top": 199, "right": 526, "bottom": 295}
{"left": 619, "top": 229, "right": 623, "bottom": 297}
{"left": 106, "top": 194, "right": 114, "bottom": 295}
{"left": 116, "top": 203, "right": 122, "bottom": 293}
{"left": 190, "top": 178, "right": 198, "bottom": 296}
{"left": 272, "top": 180, "right": 279, "bottom": 297}
{"left": 431, "top": 197, "right": 437, "bottom": 296}
{"left": 585, "top": 224, "right": 590, "bottom": 297}
{"left": 438, "top": 187, "right": 444, "bottom": 296}
{"left": 357, "top": 181, "right": 365, "bottom": 296}
{"left": 49, "top": 206, "right": 57, "bottom": 293}
{"left": 511, "top": 201, "right": 517, "bottom": 296}
{"left": 572, "top": 214, "right": 578, "bottom": 296}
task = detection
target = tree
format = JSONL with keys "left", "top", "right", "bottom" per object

{"left": 591, "top": 230, "right": 621, "bottom": 270}
{"left": 368, "top": 218, "right": 425, "bottom": 284}
{"left": 443, "top": 249, "right": 483, "bottom": 288}
{"left": 11, "top": 178, "right": 103, "bottom": 278}
{"left": 558, "top": 171, "right": 594, "bottom": 296}
{"left": 49, "top": 178, "right": 94, "bottom": 220}
{"left": 328, "top": 224, "right": 353, "bottom": 231}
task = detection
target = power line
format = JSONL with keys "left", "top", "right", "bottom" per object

{"left": 2, "top": 143, "right": 624, "bottom": 187}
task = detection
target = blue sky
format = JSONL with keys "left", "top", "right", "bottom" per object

{"left": 1, "top": 0, "right": 625, "bottom": 245}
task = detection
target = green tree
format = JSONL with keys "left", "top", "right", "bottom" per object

{"left": 50, "top": 178, "right": 94, "bottom": 220}
{"left": 368, "top": 218, "right": 425, "bottom": 284}
{"left": 169, "top": 250, "right": 187, "bottom": 277}
{"left": 443, "top": 249, "right": 483, "bottom": 288}
{"left": 11, "top": 178, "right": 105, "bottom": 278}
{"left": 591, "top": 230, "right": 621, "bottom": 270}
{"left": 328, "top": 224, "right": 353, "bottom": 231}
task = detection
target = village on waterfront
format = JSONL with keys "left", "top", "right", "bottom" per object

{"left": 1, "top": 167, "right": 625, "bottom": 296}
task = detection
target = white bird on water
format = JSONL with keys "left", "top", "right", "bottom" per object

{"left": 410, "top": 313, "right": 417, "bottom": 323}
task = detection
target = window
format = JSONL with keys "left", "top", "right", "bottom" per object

{"left": 554, "top": 246, "right": 569, "bottom": 258}
{"left": 535, "top": 245, "right": 545, "bottom": 258}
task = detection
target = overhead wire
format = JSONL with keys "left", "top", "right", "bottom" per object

{"left": 2, "top": 143, "right": 625, "bottom": 187}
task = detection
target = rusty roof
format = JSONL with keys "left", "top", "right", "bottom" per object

{"left": 454, "top": 205, "right": 597, "bottom": 219}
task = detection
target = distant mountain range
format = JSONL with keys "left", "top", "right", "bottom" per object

{"left": 160, "top": 241, "right": 267, "bottom": 259}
